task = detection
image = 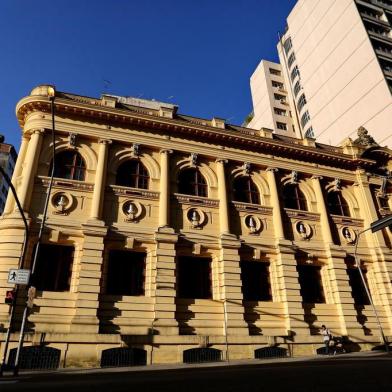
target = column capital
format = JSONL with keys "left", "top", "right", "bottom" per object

{"left": 98, "top": 138, "right": 112, "bottom": 145}
{"left": 266, "top": 167, "right": 278, "bottom": 173}
{"left": 160, "top": 148, "right": 173, "bottom": 155}
{"left": 215, "top": 158, "right": 228, "bottom": 164}
{"left": 27, "top": 128, "right": 46, "bottom": 136}
{"left": 311, "top": 175, "right": 323, "bottom": 180}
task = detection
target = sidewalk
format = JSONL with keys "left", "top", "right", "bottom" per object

{"left": 2, "top": 350, "right": 390, "bottom": 378}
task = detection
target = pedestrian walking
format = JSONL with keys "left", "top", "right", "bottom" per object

{"left": 320, "top": 325, "right": 332, "bottom": 355}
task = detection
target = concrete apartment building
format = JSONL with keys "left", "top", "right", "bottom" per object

{"left": 0, "top": 136, "right": 17, "bottom": 214}
{"left": 249, "top": 0, "right": 392, "bottom": 147}
{"left": 0, "top": 85, "right": 391, "bottom": 368}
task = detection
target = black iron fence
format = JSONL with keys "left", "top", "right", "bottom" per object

{"left": 183, "top": 348, "right": 222, "bottom": 363}
{"left": 100, "top": 347, "right": 147, "bottom": 367}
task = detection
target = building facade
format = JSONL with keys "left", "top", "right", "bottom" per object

{"left": 0, "top": 136, "right": 17, "bottom": 214}
{"left": 249, "top": 0, "right": 392, "bottom": 146}
{"left": 0, "top": 85, "right": 392, "bottom": 367}
{"left": 247, "top": 60, "right": 299, "bottom": 138}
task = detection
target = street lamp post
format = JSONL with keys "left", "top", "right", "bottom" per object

{"left": 354, "top": 214, "right": 392, "bottom": 353}
{"left": 0, "top": 167, "right": 29, "bottom": 376}
{"left": 12, "top": 86, "right": 57, "bottom": 375}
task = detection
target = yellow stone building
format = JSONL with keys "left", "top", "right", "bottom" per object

{"left": 0, "top": 85, "right": 392, "bottom": 367}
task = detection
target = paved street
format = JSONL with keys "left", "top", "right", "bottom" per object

{"left": 1, "top": 355, "right": 392, "bottom": 392}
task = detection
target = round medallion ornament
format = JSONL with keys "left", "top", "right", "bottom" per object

{"left": 122, "top": 200, "right": 143, "bottom": 222}
{"left": 341, "top": 226, "right": 356, "bottom": 244}
{"left": 51, "top": 192, "right": 73, "bottom": 215}
{"left": 296, "top": 221, "right": 312, "bottom": 240}
{"left": 186, "top": 208, "right": 206, "bottom": 229}
{"left": 244, "top": 215, "right": 263, "bottom": 234}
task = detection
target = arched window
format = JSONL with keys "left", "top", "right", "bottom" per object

{"left": 233, "top": 177, "right": 260, "bottom": 204}
{"left": 51, "top": 151, "right": 86, "bottom": 181}
{"left": 282, "top": 184, "right": 307, "bottom": 211}
{"left": 178, "top": 168, "right": 207, "bottom": 197}
{"left": 116, "top": 160, "right": 149, "bottom": 189}
{"left": 327, "top": 191, "right": 350, "bottom": 216}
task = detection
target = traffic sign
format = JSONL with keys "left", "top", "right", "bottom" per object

{"left": 7, "top": 269, "right": 30, "bottom": 285}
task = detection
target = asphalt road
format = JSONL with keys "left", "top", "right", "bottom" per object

{"left": 1, "top": 357, "right": 392, "bottom": 392}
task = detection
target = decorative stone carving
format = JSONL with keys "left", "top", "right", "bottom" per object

{"left": 186, "top": 207, "right": 206, "bottom": 229}
{"left": 290, "top": 170, "right": 298, "bottom": 184}
{"left": 122, "top": 200, "right": 143, "bottom": 222}
{"left": 51, "top": 191, "right": 73, "bottom": 215}
{"left": 353, "top": 126, "right": 378, "bottom": 147}
{"left": 243, "top": 162, "right": 251, "bottom": 175}
{"left": 295, "top": 221, "right": 312, "bottom": 240}
{"left": 341, "top": 226, "right": 356, "bottom": 244}
{"left": 131, "top": 143, "right": 140, "bottom": 157}
{"left": 190, "top": 152, "right": 198, "bottom": 166}
{"left": 244, "top": 214, "right": 263, "bottom": 234}
{"left": 68, "top": 133, "right": 77, "bottom": 147}
{"left": 332, "top": 178, "right": 342, "bottom": 191}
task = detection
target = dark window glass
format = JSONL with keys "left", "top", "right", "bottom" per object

{"left": 51, "top": 151, "right": 86, "bottom": 181}
{"left": 106, "top": 250, "right": 145, "bottom": 296}
{"left": 347, "top": 267, "right": 371, "bottom": 305}
{"left": 297, "top": 264, "right": 325, "bottom": 304}
{"left": 34, "top": 244, "right": 74, "bottom": 292}
{"left": 178, "top": 169, "right": 208, "bottom": 197}
{"left": 177, "top": 256, "right": 211, "bottom": 299}
{"left": 116, "top": 160, "right": 149, "bottom": 189}
{"left": 327, "top": 191, "right": 350, "bottom": 216}
{"left": 241, "top": 261, "right": 272, "bottom": 301}
{"left": 282, "top": 184, "right": 308, "bottom": 211}
{"left": 233, "top": 177, "right": 260, "bottom": 204}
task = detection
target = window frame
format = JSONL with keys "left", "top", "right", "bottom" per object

{"left": 51, "top": 150, "right": 86, "bottom": 181}
{"left": 178, "top": 168, "right": 208, "bottom": 197}
{"left": 233, "top": 176, "right": 261, "bottom": 205}
{"left": 282, "top": 183, "right": 308, "bottom": 211}
{"left": 116, "top": 159, "right": 150, "bottom": 189}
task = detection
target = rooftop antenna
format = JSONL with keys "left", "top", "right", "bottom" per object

{"left": 103, "top": 79, "right": 111, "bottom": 93}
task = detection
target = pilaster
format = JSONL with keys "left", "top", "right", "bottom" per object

{"left": 152, "top": 228, "right": 179, "bottom": 336}
{"left": 158, "top": 149, "right": 173, "bottom": 228}
{"left": 266, "top": 168, "right": 285, "bottom": 241}
{"left": 70, "top": 221, "right": 108, "bottom": 333}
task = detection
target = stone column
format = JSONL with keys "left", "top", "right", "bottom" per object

{"left": 266, "top": 167, "right": 285, "bottom": 240}
{"left": 17, "top": 129, "right": 44, "bottom": 211}
{"left": 158, "top": 149, "right": 172, "bottom": 228}
{"left": 311, "top": 176, "right": 334, "bottom": 244}
{"left": 90, "top": 139, "right": 111, "bottom": 221}
{"left": 3, "top": 136, "right": 29, "bottom": 215}
{"left": 216, "top": 159, "right": 230, "bottom": 235}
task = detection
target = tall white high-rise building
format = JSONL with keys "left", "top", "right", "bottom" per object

{"left": 248, "top": 0, "right": 392, "bottom": 146}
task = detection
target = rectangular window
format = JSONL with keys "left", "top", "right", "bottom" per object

{"left": 276, "top": 122, "right": 287, "bottom": 130}
{"left": 301, "top": 110, "right": 310, "bottom": 128}
{"left": 240, "top": 261, "right": 272, "bottom": 301}
{"left": 294, "top": 81, "right": 301, "bottom": 97}
{"left": 177, "top": 256, "right": 211, "bottom": 299}
{"left": 274, "top": 93, "right": 286, "bottom": 101}
{"left": 272, "top": 81, "right": 283, "bottom": 88}
{"left": 297, "top": 94, "right": 307, "bottom": 112}
{"left": 288, "top": 52, "right": 296, "bottom": 68}
{"left": 35, "top": 244, "right": 74, "bottom": 292}
{"left": 106, "top": 250, "right": 145, "bottom": 296}
{"left": 297, "top": 264, "right": 325, "bottom": 303}
{"left": 274, "top": 108, "right": 287, "bottom": 116}
{"left": 269, "top": 68, "right": 281, "bottom": 76}
{"left": 347, "top": 266, "right": 371, "bottom": 305}
{"left": 290, "top": 65, "right": 300, "bottom": 82}
{"left": 283, "top": 37, "right": 292, "bottom": 55}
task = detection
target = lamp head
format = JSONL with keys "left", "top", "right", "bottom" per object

{"left": 47, "top": 86, "right": 56, "bottom": 98}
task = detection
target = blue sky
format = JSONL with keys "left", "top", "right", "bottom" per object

{"left": 1, "top": 0, "right": 296, "bottom": 150}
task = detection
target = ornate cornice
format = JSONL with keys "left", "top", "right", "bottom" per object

{"left": 231, "top": 201, "right": 273, "bottom": 214}
{"left": 109, "top": 185, "right": 159, "bottom": 200}
{"left": 173, "top": 193, "right": 219, "bottom": 208}
{"left": 16, "top": 94, "right": 378, "bottom": 171}
{"left": 284, "top": 208, "right": 321, "bottom": 221}
{"left": 330, "top": 215, "right": 364, "bottom": 227}
{"left": 37, "top": 176, "right": 94, "bottom": 192}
